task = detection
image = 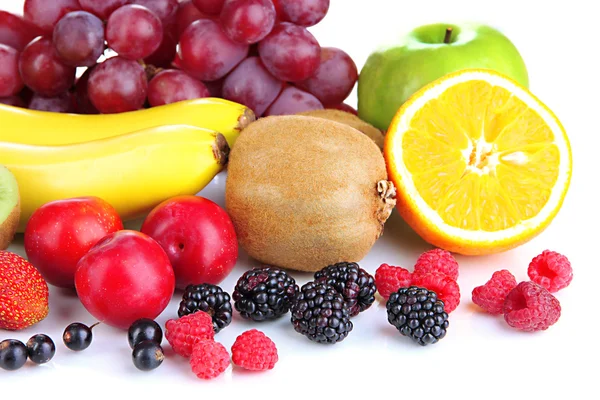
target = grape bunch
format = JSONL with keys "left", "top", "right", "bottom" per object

{"left": 0, "top": 0, "right": 358, "bottom": 117}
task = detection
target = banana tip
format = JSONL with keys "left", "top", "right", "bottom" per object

{"left": 237, "top": 108, "right": 257, "bottom": 131}
{"left": 213, "top": 133, "right": 230, "bottom": 166}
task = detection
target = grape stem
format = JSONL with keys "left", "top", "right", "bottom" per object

{"left": 444, "top": 27, "right": 453, "bottom": 44}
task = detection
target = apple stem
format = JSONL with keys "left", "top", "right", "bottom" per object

{"left": 444, "top": 27, "right": 453, "bottom": 44}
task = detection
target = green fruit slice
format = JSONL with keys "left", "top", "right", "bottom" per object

{"left": 0, "top": 165, "right": 20, "bottom": 249}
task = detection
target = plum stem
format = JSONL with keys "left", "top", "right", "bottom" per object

{"left": 444, "top": 27, "right": 453, "bottom": 44}
{"left": 89, "top": 322, "right": 100, "bottom": 330}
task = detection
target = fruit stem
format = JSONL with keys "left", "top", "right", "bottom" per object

{"left": 444, "top": 27, "right": 453, "bottom": 44}
{"left": 89, "top": 322, "right": 100, "bottom": 330}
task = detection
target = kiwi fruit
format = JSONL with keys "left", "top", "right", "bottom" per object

{"left": 297, "top": 109, "right": 385, "bottom": 149}
{"left": 225, "top": 115, "right": 396, "bottom": 272}
{"left": 0, "top": 165, "right": 20, "bottom": 250}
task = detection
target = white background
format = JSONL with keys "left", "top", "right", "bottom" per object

{"left": 1, "top": 0, "right": 599, "bottom": 398}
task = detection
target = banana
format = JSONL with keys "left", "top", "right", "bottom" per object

{"left": 1, "top": 125, "right": 230, "bottom": 232}
{"left": 0, "top": 97, "right": 254, "bottom": 147}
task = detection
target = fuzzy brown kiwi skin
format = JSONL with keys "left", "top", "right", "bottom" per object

{"left": 0, "top": 197, "right": 20, "bottom": 250}
{"left": 297, "top": 109, "right": 385, "bottom": 150}
{"left": 225, "top": 115, "right": 396, "bottom": 273}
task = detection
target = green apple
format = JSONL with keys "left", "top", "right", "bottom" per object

{"left": 357, "top": 23, "right": 529, "bottom": 131}
{"left": 0, "top": 165, "right": 20, "bottom": 250}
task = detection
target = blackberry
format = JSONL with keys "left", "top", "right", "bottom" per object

{"left": 291, "top": 281, "right": 353, "bottom": 344}
{"left": 233, "top": 266, "right": 299, "bottom": 322}
{"left": 386, "top": 286, "right": 449, "bottom": 346}
{"left": 314, "top": 262, "right": 376, "bottom": 317}
{"left": 178, "top": 283, "right": 233, "bottom": 333}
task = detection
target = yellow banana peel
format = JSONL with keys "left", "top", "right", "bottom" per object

{"left": 1, "top": 125, "right": 230, "bottom": 232}
{"left": 0, "top": 97, "right": 254, "bottom": 147}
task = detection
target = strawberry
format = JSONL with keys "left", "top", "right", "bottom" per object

{"left": 0, "top": 251, "right": 49, "bottom": 330}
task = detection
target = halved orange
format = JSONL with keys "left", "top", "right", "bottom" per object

{"left": 384, "top": 69, "right": 572, "bottom": 255}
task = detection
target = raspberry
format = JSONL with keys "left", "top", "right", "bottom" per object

{"left": 165, "top": 311, "right": 214, "bottom": 357}
{"left": 527, "top": 250, "right": 573, "bottom": 293}
{"left": 503, "top": 281, "right": 561, "bottom": 331}
{"left": 231, "top": 329, "right": 278, "bottom": 371}
{"left": 411, "top": 272, "right": 460, "bottom": 313}
{"left": 190, "top": 340, "right": 230, "bottom": 379}
{"left": 413, "top": 249, "right": 459, "bottom": 280}
{"left": 375, "top": 264, "right": 412, "bottom": 299}
{"left": 472, "top": 270, "right": 517, "bottom": 314}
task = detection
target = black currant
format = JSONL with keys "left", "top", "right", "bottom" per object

{"left": 0, "top": 339, "right": 28, "bottom": 371}
{"left": 26, "top": 334, "right": 56, "bottom": 364}
{"left": 128, "top": 318, "right": 163, "bottom": 349}
{"left": 63, "top": 322, "right": 98, "bottom": 351}
{"left": 132, "top": 340, "right": 164, "bottom": 371}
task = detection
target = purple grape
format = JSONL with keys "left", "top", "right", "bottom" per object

{"left": 29, "top": 92, "right": 74, "bottom": 113}
{"left": 192, "top": 0, "right": 226, "bottom": 15}
{"left": 0, "top": 10, "right": 44, "bottom": 51}
{"left": 275, "top": 0, "right": 329, "bottom": 27}
{"left": 53, "top": 11, "right": 105, "bottom": 67}
{"left": 148, "top": 70, "right": 210, "bottom": 106}
{"left": 221, "top": 0, "right": 277, "bottom": 44}
{"left": 222, "top": 57, "right": 283, "bottom": 116}
{"left": 131, "top": 0, "right": 178, "bottom": 26}
{"left": 297, "top": 47, "right": 358, "bottom": 105}
{"left": 178, "top": 19, "right": 248, "bottom": 81}
{"left": 24, "top": 0, "right": 81, "bottom": 33}
{"left": 88, "top": 57, "right": 148, "bottom": 113}
{"left": 79, "top": 0, "right": 128, "bottom": 20}
{"left": 18, "top": 37, "right": 76, "bottom": 97}
{"left": 106, "top": 5, "right": 164, "bottom": 60}
{"left": 258, "top": 22, "right": 320, "bottom": 82}
{"left": 0, "top": 44, "right": 23, "bottom": 97}
{"left": 264, "top": 86, "right": 323, "bottom": 116}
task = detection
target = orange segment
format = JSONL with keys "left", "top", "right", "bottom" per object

{"left": 410, "top": 100, "right": 470, "bottom": 149}
{"left": 412, "top": 161, "right": 466, "bottom": 211}
{"left": 384, "top": 69, "right": 572, "bottom": 255}
{"left": 436, "top": 173, "right": 481, "bottom": 230}
{"left": 402, "top": 129, "right": 464, "bottom": 174}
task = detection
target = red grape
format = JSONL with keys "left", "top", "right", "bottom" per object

{"left": 24, "top": 0, "right": 81, "bottom": 33}
{"left": 276, "top": 0, "right": 329, "bottom": 27}
{"left": 264, "top": 86, "right": 323, "bottom": 116}
{"left": 148, "top": 70, "right": 210, "bottom": 107}
{"left": 178, "top": 19, "right": 248, "bottom": 81}
{"left": 106, "top": 5, "right": 163, "bottom": 60}
{"left": 144, "top": 31, "right": 178, "bottom": 68}
{"left": 297, "top": 47, "right": 358, "bottom": 105}
{"left": 53, "top": 11, "right": 105, "bottom": 67}
{"left": 29, "top": 92, "right": 74, "bottom": 113}
{"left": 221, "top": 0, "right": 277, "bottom": 44}
{"left": 175, "top": 0, "right": 214, "bottom": 39}
{"left": 0, "top": 11, "right": 44, "bottom": 51}
{"left": 74, "top": 67, "right": 98, "bottom": 114}
{"left": 0, "top": 96, "right": 25, "bottom": 107}
{"left": 222, "top": 57, "right": 283, "bottom": 117}
{"left": 203, "top": 78, "right": 224, "bottom": 98}
{"left": 131, "top": 0, "right": 178, "bottom": 26}
{"left": 19, "top": 37, "right": 76, "bottom": 97}
{"left": 88, "top": 57, "right": 148, "bottom": 113}
{"left": 258, "top": 22, "right": 320, "bottom": 82}
{"left": 192, "top": 0, "right": 226, "bottom": 15}
{"left": 327, "top": 103, "right": 358, "bottom": 115}
{"left": 78, "top": 0, "right": 128, "bottom": 20}
{"left": 0, "top": 44, "right": 23, "bottom": 97}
